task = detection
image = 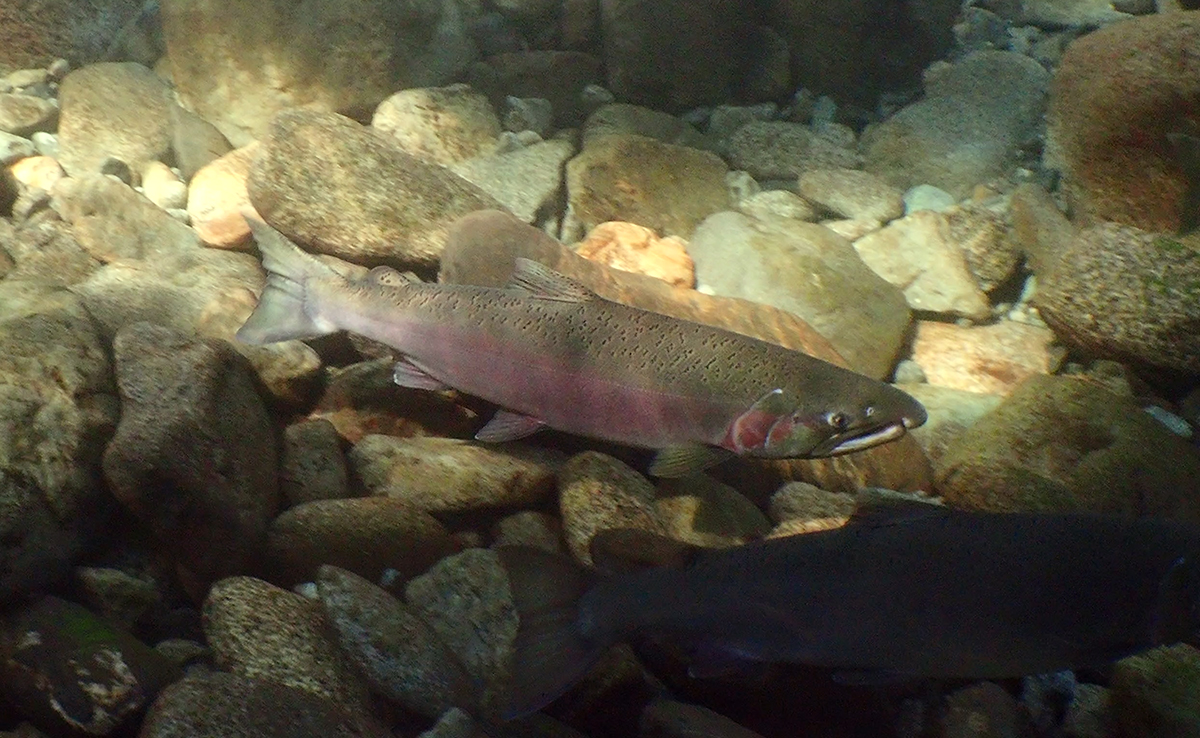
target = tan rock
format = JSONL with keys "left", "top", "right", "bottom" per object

{"left": 141, "top": 160, "right": 187, "bottom": 210}
{"left": 7, "top": 154, "right": 63, "bottom": 192}
{"left": 913, "top": 319, "right": 1059, "bottom": 395}
{"left": 574, "top": 221, "right": 694, "bottom": 287}
{"left": 188, "top": 142, "right": 258, "bottom": 249}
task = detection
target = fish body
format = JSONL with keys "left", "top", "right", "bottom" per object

{"left": 236, "top": 216, "right": 925, "bottom": 475}
{"left": 498, "top": 502, "right": 1200, "bottom": 717}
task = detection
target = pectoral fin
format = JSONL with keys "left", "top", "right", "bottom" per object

{"left": 649, "top": 444, "right": 735, "bottom": 478}
{"left": 392, "top": 358, "right": 448, "bottom": 391}
{"left": 475, "top": 410, "right": 546, "bottom": 442}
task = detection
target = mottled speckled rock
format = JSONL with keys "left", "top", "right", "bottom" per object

{"left": 558, "top": 451, "right": 665, "bottom": 567}
{"left": 0, "top": 93, "right": 57, "bottom": 137}
{"left": 654, "top": 474, "right": 772, "bottom": 547}
{"left": 688, "top": 210, "right": 911, "bottom": 378}
{"left": 279, "top": 419, "right": 351, "bottom": 507}
{"left": 565, "top": 133, "right": 729, "bottom": 239}
{"left": 935, "top": 374, "right": 1200, "bottom": 517}
{"left": 140, "top": 671, "right": 392, "bottom": 738}
{"left": 1008, "top": 182, "right": 1076, "bottom": 276}
{"left": 862, "top": 51, "right": 1049, "bottom": 198}
{"left": 1046, "top": 13, "right": 1200, "bottom": 232}
{"left": 724, "top": 121, "right": 811, "bottom": 180}
{"left": 1034, "top": 225, "right": 1200, "bottom": 374}
{"left": 492, "top": 510, "right": 563, "bottom": 552}
{"left": 350, "top": 435, "right": 562, "bottom": 513}
{"left": 450, "top": 137, "right": 575, "bottom": 224}
{"left": 266, "top": 497, "right": 457, "bottom": 585}
{"left": 316, "top": 565, "right": 478, "bottom": 719}
{"left": 767, "top": 483, "right": 856, "bottom": 529}
{"left": 56, "top": 62, "right": 173, "bottom": 176}
{"left": 900, "top": 383, "right": 1004, "bottom": 468}
{"left": 246, "top": 109, "right": 503, "bottom": 271}
{"left": 798, "top": 168, "right": 904, "bottom": 223}
{"left": 574, "top": 221, "right": 695, "bottom": 288}
{"left": 405, "top": 549, "right": 519, "bottom": 718}
{"left": 641, "top": 699, "right": 766, "bottom": 738}
{"left": 441, "top": 210, "right": 845, "bottom": 364}
{"left": 582, "top": 103, "right": 713, "bottom": 151}
{"left": 939, "top": 682, "right": 1021, "bottom": 738}
{"left": 161, "top": 0, "right": 477, "bottom": 147}
{"left": 52, "top": 173, "right": 201, "bottom": 263}
{"left": 912, "top": 320, "right": 1058, "bottom": 395}
{"left": 373, "top": 84, "right": 501, "bottom": 166}
{"left": 1110, "top": 645, "right": 1200, "bottom": 738}
{"left": 103, "top": 322, "right": 278, "bottom": 583}
{"left": 0, "top": 596, "right": 179, "bottom": 735}
{"left": 203, "top": 576, "right": 373, "bottom": 712}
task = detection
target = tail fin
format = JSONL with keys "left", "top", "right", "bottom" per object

{"left": 495, "top": 547, "right": 608, "bottom": 720}
{"left": 235, "top": 215, "right": 343, "bottom": 344}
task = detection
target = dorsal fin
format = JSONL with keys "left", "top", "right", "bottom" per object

{"left": 367, "top": 265, "right": 422, "bottom": 287}
{"left": 506, "top": 258, "right": 591, "bottom": 302}
{"left": 849, "top": 488, "right": 947, "bottom": 527}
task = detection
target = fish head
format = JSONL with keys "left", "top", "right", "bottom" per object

{"left": 728, "top": 384, "right": 927, "bottom": 459}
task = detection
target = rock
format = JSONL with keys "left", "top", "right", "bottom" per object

{"left": 502, "top": 96, "right": 554, "bottom": 136}
{"left": 582, "top": 103, "right": 713, "bottom": 151}
{"left": 315, "top": 565, "right": 478, "bottom": 719}
{"left": 373, "top": 84, "right": 502, "bottom": 166}
{"left": 349, "top": 435, "right": 562, "bottom": 513}
{"left": 51, "top": 172, "right": 200, "bottom": 263}
{"left": 465, "top": 51, "right": 604, "bottom": 128}
{"left": 0, "top": 93, "right": 57, "bottom": 137}
{"left": 141, "top": 160, "right": 187, "bottom": 210}
{"left": 0, "top": 213, "right": 99, "bottom": 288}
{"left": 852, "top": 210, "right": 992, "bottom": 321}
{"left": 0, "top": 1, "right": 144, "bottom": 74}
{"left": 737, "top": 189, "right": 818, "bottom": 222}
{"left": 940, "top": 682, "right": 1021, "bottom": 738}
{"left": 203, "top": 576, "right": 373, "bottom": 710}
{"left": 279, "top": 419, "right": 351, "bottom": 507}
{"left": 450, "top": 137, "right": 575, "bottom": 224}
{"left": 266, "top": 497, "right": 457, "bottom": 585}
{"left": 1046, "top": 13, "right": 1200, "bottom": 231}
{"left": 1034, "top": 224, "right": 1200, "bottom": 374}
{"left": 566, "top": 133, "right": 729, "bottom": 239}
{"left": 862, "top": 51, "right": 1050, "bottom": 198}
{"left": 308, "top": 359, "right": 483, "bottom": 445}
{"left": 160, "top": 0, "right": 478, "bottom": 146}
{"left": 140, "top": 671, "right": 392, "bottom": 738}
{"left": 0, "top": 595, "right": 179, "bottom": 735}
{"left": 187, "top": 142, "right": 256, "bottom": 249}
{"left": 574, "top": 221, "right": 694, "bottom": 287}
{"left": 688, "top": 211, "right": 911, "bottom": 378}
{"left": 440, "top": 210, "right": 850, "bottom": 363}
{"left": 1063, "top": 683, "right": 1112, "bottom": 738}
{"left": 900, "top": 383, "right": 1005, "bottom": 468}
{"left": 945, "top": 203, "right": 1021, "bottom": 292}
{"left": 798, "top": 168, "right": 905, "bottom": 223}
{"left": 1008, "top": 182, "right": 1076, "bottom": 276}
{"left": 246, "top": 109, "right": 504, "bottom": 271}
{"left": 0, "top": 292, "right": 118, "bottom": 605}
{"left": 102, "top": 322, "right": 278, "bottom": 584}
{"left": 73, "top": 565, "right": 160, "bottom": 631}
{"left": 169, "top": 103, "right": 232, "bottom": 182}
{"left": 1110, "top": 644, "right": 1200, "bottom": 738}
{"left": 654, "top": 474, "right": 772, "bottom": 547}
{"left": 0, "top": 131, "right": 34, "bottom": 164}
{"left": 598, "top": 0, "right": 745, "bottom": 109}
{"left": 767, "top": 482, "right": 856, "bottom": 528}
{"left": 558, "top": 451, "right": 665, "bottom": 567}
{"left": 904, "top": 184, "right": 957, "bottom": 213}
{"left": 912, "top": 320, "right": 1059, "bottom": 395}
{"left": 404, "top": 549, "right": 519, "bottom": 717}
{"left": 934, "top": 374, "right": 1200, "bottom": 517}
{"left": 725, "top": 121, "right": 813, "bottom": 180}
{"left": 641, "top": 699, "right": 766, "bottom": 738}
{"left": 492, "top": 511, "right": 563, "bottom": 552}
{"left": 1021, "top": 0, "right": 1131, "bottom": 26}
{"left": 7, "top": 155, "right": 64, "bottom": 194}
{"left": 56, "top": 62, "right": 173, "bottom": 176}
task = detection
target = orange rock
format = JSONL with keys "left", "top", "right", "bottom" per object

{"left": 912, "top": 320, "right": 1058, "bottom": 395}
{"left": 1047, "top": 13, "right": 1200, "bottom": 231}
{"left": 574, "top": 221, "right": 695, "bottom": 287}
{"left": 7, "top": 155, "right": 64, "bottom": 192}
{"left": 188, "top": 142, "right": 259, "bottom": 248}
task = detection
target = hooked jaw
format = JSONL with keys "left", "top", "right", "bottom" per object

{"left": 807, "top": 395, "right": 927, "bottom": 457}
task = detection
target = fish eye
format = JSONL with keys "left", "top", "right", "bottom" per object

{"left": 826, "top": 411, "right": 848, "bottom": 430}
{"left": 864, "top": 405, "right": 876, "bottom": 417}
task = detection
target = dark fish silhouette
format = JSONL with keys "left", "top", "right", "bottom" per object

{"left": 236, "top": 215, "right": 925, "bottom": 476}
{"left": 497, "top": 499, "right": 1200, "bottom": 718}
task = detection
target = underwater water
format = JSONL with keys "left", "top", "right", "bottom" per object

{"left": 0, "top": 0, "right": 1199, "bottom": 736}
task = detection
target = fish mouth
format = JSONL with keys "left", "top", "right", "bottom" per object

{"left": 815, "top": 421, "right": 908, "bottom": 457}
